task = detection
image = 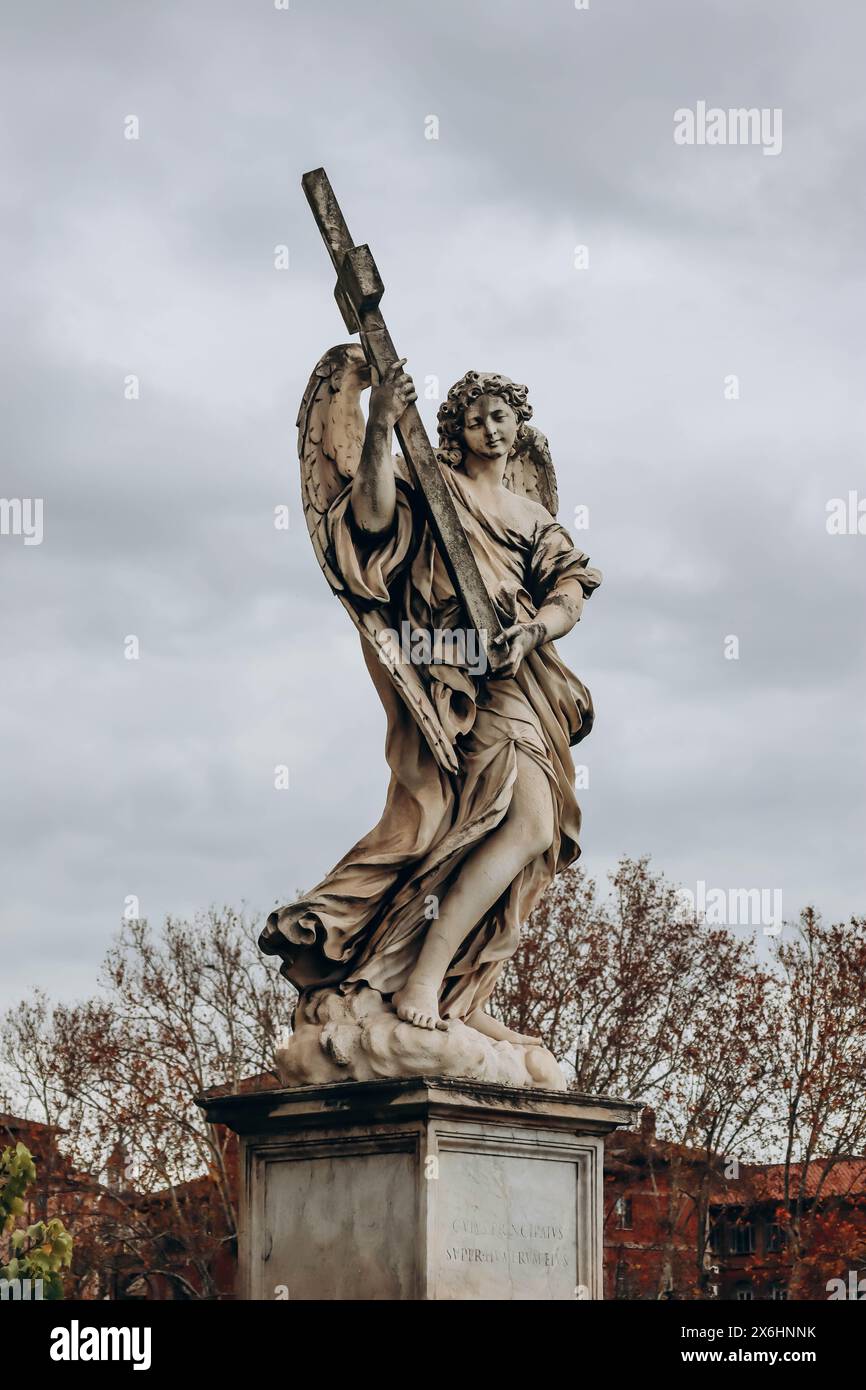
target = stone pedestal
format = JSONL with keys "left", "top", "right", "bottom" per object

{"left": 199, "top": 1077, "right": 639, "bottom": 1301}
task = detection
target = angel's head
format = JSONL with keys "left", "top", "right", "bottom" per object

{"left": 437, "top": 371, "right": 533, "bottom": 468}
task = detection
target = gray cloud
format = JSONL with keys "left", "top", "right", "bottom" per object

{"left": 2, "top": 0, "right": 865, "bottom": 1010}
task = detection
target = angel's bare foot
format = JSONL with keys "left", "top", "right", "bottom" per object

{"left": 393, "top": 983, "right": 448, "bottom": 1032}
{"left": 465, "top": 1008, "right": 543, "bottom": 1047}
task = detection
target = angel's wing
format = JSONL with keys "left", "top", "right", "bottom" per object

{"left": 503, "top": 425, "right": 559, "bottom": 517}
{"left": 297, "top": 342, "right": 369, "bottom": 592}
{"left": 298, "top": 345, "right": 459, "bottom": 775}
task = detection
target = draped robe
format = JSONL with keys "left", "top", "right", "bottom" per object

{"left": 260, "top": 463, "right": 601, "bottom": 1020}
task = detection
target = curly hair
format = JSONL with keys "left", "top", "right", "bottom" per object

{"left": 436, "top": 371, "right": 533, "bottom": 467}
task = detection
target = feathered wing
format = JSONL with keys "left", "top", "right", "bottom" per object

{"left": 298, "top": 344, "right": 459, "bottom": 775}
{"left": 503, "top": 425, "right": 560, "bottom": 517}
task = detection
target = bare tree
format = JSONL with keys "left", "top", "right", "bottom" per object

{"left": 2, "top": 908, "right": 295, "bottom": 1298}
{"left": 767, "top": 908, "right": 866, "bottom": 1296}
{"left": 494, "top": 857, "right": 777, "bottom": 1296}
{"left": 495, "top": 857, "right": 724, "bottom": 1101}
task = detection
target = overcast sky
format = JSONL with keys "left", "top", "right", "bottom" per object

{"left": 1, "top": 0, "right": 864, "bottom": 1011}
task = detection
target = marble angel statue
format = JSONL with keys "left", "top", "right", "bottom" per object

{"left": 259, "top": 344, "right": 602, "bottom": 1088}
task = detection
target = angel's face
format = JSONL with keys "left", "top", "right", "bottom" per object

{"left": 461, "top": 394, "right": 518, "bottom": 463}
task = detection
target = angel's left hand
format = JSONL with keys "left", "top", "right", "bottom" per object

{"left": 489, "top": 621, "right": 545, "bottom": 679}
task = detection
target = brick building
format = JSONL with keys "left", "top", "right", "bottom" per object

{"left": 604, "top": 1109, "right": 866, "bottom": 1300}
{"left": 711, "top": 1158, "right": 866, "bottom": 1301}
{"left": 604, "top": 1108, "right": 705, "bottom": 1299}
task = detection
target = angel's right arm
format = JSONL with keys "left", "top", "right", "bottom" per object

{"left": 350, "top": 359, "right": 417, "bottom": 541}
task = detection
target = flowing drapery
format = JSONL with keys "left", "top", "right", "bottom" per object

{"left": 260, "top": 467, "right": 601, "bottom": 1019}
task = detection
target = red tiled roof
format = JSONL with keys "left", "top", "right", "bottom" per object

{"left": 715, "top": 1158, "right": 866, "bottom": 1204}
{"left": 606, "top": 1127, "right": 866, "bottom": 1207}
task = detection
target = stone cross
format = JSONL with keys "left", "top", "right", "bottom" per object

{"left": 302, "top": 167, "right": 505, "bottom": 667}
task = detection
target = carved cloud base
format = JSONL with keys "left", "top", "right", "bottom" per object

{"left": 275, "top": 984, "right": 565, "bottom": 1091}
{"left": 198, "top": 1077, "right": 640, "bottom": 1300}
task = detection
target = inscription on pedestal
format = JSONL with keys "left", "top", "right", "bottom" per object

{"left": 433, "top": 1149, "right": 578, "bottom": 1300}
